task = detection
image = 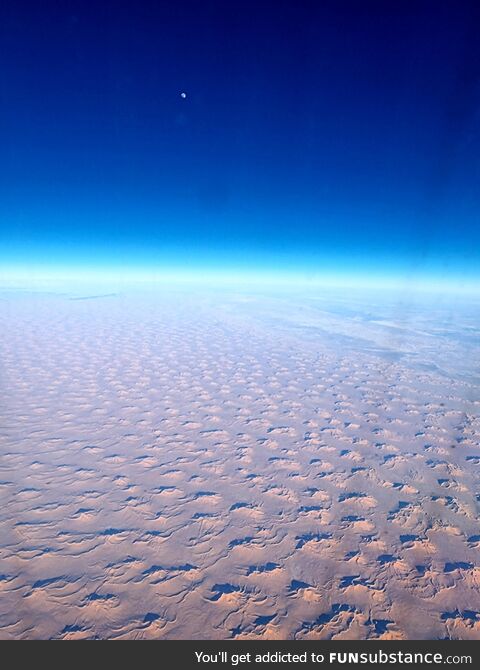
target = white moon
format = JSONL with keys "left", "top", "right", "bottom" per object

{"left": 180, "top": 92, "right": 187, "bottom": 98}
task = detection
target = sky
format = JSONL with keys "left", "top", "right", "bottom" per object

{"left": 1, "top": 0, "right": 479, "bottom": 288}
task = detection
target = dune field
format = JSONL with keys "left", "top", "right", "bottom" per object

{"left": 0, "top": 287, "right": 479, "bottom": 640}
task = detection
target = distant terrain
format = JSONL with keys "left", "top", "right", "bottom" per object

{"left": 1, "top": 287, "right": 479, "bottom": 639}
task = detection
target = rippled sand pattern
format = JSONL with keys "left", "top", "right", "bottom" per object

{"left": 1, "top": 289, "right": 479, "bottom": 639}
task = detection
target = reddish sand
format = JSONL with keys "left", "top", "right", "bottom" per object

{"left": 0, "top": 288, "right": 479, "bottom": 639}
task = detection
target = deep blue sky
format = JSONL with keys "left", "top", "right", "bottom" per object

{"left": 1, "top": 0, "right": 479, "bottom": 283}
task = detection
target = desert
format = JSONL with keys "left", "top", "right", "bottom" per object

{"left": 0, "top": 286, "right": 479, "bottom": 639}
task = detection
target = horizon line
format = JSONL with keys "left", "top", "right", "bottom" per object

{"left": 1, "top": 264, "right": 479, "bottom": 296}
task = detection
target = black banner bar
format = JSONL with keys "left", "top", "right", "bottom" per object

{"left": 3, "top": 640, "right": 479, "bottom": 669}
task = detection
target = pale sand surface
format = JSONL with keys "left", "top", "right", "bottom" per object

{"left": 1, "top": 287, "right": 479, "bottom": 639}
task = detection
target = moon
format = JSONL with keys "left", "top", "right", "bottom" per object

{"left": 180, "top": 92, "right": 187, "bottom": 99}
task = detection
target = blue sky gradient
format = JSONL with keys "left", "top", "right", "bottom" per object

{"left": 1, "top": 0, "right": 479, "bottom": 289}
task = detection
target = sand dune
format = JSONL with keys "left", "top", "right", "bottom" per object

{"left": 0, "top": 287, "right": 479, "bottom": 639}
